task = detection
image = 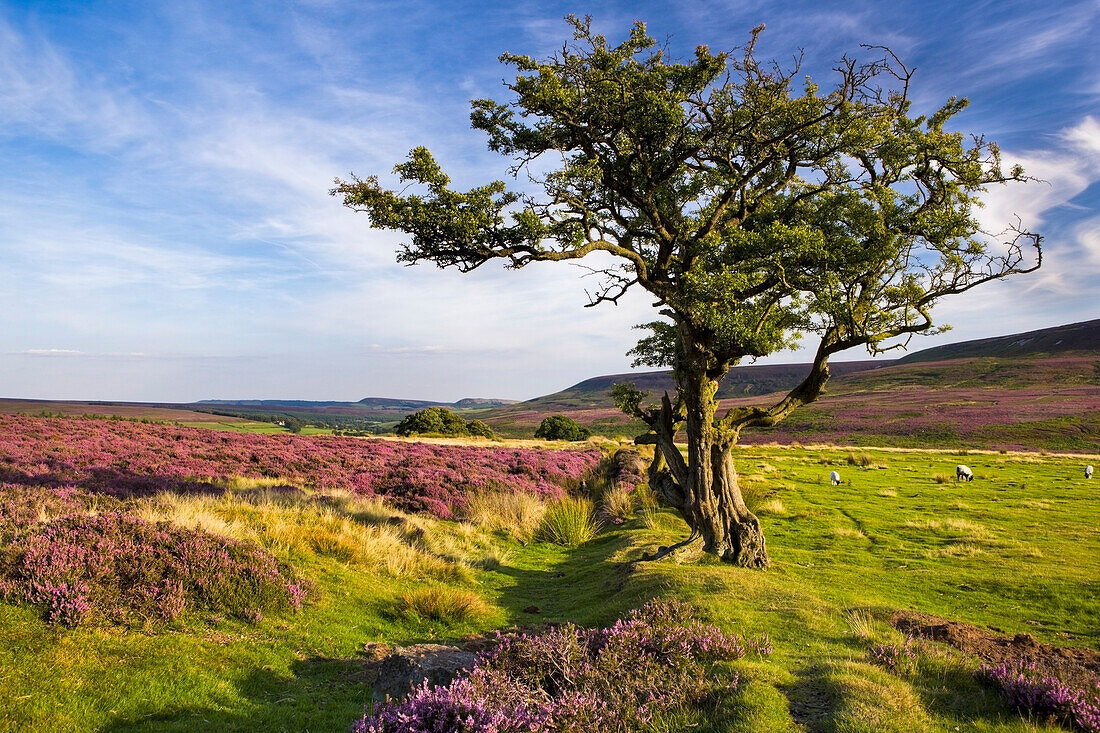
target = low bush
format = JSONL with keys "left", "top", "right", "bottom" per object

{"left": 538, "top": 497, "right": 600, "bottom": 546}
{"left": 608, "top": 448, "right": 647, "bottom": 491}
{"left": 0, "top": 511, "right": 309, "bottom": 627}
{"left": 979, "top": 661, "right": 1100, "bottom": 733}
{"left": 354, "top": 599, "right": 770, "bottom": 733}
{"left": 867, "top": 637, "right": 917, "bottom": 674}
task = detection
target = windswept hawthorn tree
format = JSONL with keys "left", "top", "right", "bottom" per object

{"left": 333, "top": 17, "right": 1040, "bottom": 567}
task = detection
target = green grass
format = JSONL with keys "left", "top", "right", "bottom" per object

{"left": 2, "top": 446, "right": 1097, "bottom": 731}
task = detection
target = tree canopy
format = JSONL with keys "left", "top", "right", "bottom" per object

{"left": 535, "top": 415, "right": 592, "bottom": 442}
{"left": 394, "top": 407, "right": 495, "bottom": 439}
{"left": 335, "top": 17, "right": 1040, "bottom": 565}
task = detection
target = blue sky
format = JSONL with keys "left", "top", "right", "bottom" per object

{"left": 1, "top": 0, "right": 1097, "bottom": 402}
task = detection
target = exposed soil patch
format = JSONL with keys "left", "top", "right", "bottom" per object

{"left": 892, "top": 611, "right": 1100, "bottom": 691}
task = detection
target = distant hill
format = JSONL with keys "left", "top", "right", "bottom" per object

{"left": 895, "top": 319, "right": 1100, "bottom": 363}
{"left": 481, "top": 319, "right": 1100, "bottom": 452}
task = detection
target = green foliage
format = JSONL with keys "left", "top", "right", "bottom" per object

{"left": 393, "top": 407, "right": 495, "bottom": 438}
{"left": 465, "top": 419, "right": 495, "bottom": 439}
{"left": 334, "top": 16, "right": 1038, "bottom": 375}
{"left": 334, "top": 15, "right": 1040, "bottom": 563}
{"left": 534, "top": 414, "right": 591, "bottom": 441}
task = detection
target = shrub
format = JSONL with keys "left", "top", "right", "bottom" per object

{"left": 535, "top": 415, "right": 591, "bottom": 442}
{"left": 398, "top": 585, "right": 490, "bottom": 623}
{"left": 465, "top": 419, "right": 495, "bottom": 439}
{"left": 609, "top": 448, "right": 647, "bottom": 491}
{"left": 0, "top": 414, "right": 600, "bottom": 520}
{"left": 980, "top": 661, "right": 1100, "bottom": 733}
{"left": 394, "top": 407, "right": 469, "bottom": 436}
{"left": 538, "top": 497, "right": 600, "bottom": 546}
{"left": 354, "top": 599, "right": 770, "bottom": 733}
{"left": 0, "top": 511, "right": 309, "bottom": 627}
{"left": 867, "top": 637, "right": 917, "bottom": 674}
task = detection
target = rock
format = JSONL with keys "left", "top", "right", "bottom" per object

{"left": 361, "top": 642, "right": 392, "bottom": 661}
{"left": 372, "top": 643, "right": 477, "bottom": 702}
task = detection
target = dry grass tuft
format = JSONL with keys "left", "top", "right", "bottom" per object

{"left": 847, "top": 452, "right": 874, "bottom": 467}
{"left": 463, "top": 491, "right": 547, "bottom": 543}
{"left": 755, "top": 499, "right": 786, "bottom": 516}
{"left": 877, "top": 489, "right": 898, "bottom": 498}
{"left": 832, "top": 526, "right": 866, "bottom": 539}
{"left": 600, "top": 482, "right": 636, "bottom": 521}
{"left": 137, "top": 489, "right": 459, "bottom": 579}
{"left": 933, "top": 473, "right": 952, "bottom": 484}
{"left": 846, "top": 608, "right": 877, "bottom": 640}
{"left": 926, "top": 542, "right": 985, "bottom": 558}
{"left": 398, "top": 585, "right": 491, "bottom": 623}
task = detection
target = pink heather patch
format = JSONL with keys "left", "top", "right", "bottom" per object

{"left": 0, "top": 415, "right": 601, "bottom": 519}
{"left": 1, "top": 511, "right": 310, "bottom": 627}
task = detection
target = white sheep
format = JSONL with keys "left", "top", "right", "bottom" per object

{"left": 1087, "top": 465, "right": 1094, "bottom": 479}
{"left": 829, "top": 470, "right": 841, "bottom": 485}
{"left": 956, "top": 464, "right": 974, "bottom": 482}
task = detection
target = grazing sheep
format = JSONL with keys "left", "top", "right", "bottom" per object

{"left": 956, "top": 464, "right": 974, "bottom": 482}
{"left": 829, "top": 470, "right": 841, "bottom": 485}
{"left": 1087, "top": 465, "right": 1094, "bottom": 479}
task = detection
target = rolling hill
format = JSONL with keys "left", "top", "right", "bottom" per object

{"left": 480, "top": 319, "right": 1100, "bottom": 451}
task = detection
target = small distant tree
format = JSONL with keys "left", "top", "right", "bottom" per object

{"left": 466, "top": 419, "right": 496, "bottom": 439}
{"left": 394, "top": 406, "right": 467, "bottom": 436}
{"left": 394, "top": 407, "right": 496, "bottom": 438}
{"left": 335, "top": 17, "right": 1040, "bottom": 566}
{"left": 535, "top": 415, "right": 592, "bottom": 442}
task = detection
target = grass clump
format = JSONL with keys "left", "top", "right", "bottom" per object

{"left": 137, "top": 490, "right": 452, "bottom": 579}
{"left": 755, "top": 498, "right": 786, "bottom": 516}
{"left": 537, "top": 496, "right": 601, "bottom": 546}
{"left": 846, "top": 608, "right": 877, "bottom": 640}
{"left": 463, "top": 491, "right": 547, "bottom": 543}
{"left": 847, "top": 452, "right": 874, "bottom": 467}
{"left": 397, "top": 585, "right": 490, "bottom": 623}
{"left": 600, "top": 482, "right": 636, "bottom": 522}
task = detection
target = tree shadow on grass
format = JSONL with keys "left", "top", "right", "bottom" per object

{"left": 780, "top": 663, "right": 844, "bottom": 733}
{"left": 490, "top": 527, "right": 661, "bottom": 629}
{"left": 100, "top": 654, "right": 378, "bottom": 733}
{"left": 906, "top": 661, "right": 1019, "bottom": 729}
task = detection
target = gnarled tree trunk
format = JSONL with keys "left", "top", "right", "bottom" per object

{"left": 649, "top": 351, "right": 769, "bottom": 568}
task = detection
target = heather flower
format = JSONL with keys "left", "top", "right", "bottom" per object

{"left": 353, "top": 599, "right": 765, "bottom": 732}
{"left": 0, "top": 414, "right": 601, "bottom": 520}
{"left": 980, "top": 661, "right": 1100, "bottom": 733}
{"left": 0, "top": 511, "right": 310, "bottom": 627}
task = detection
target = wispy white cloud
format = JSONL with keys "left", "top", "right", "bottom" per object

{"left": 0, "top": 1, "right": 1097, "bottom": 401}
{"left": 0, "top": 14, "right": 151, "bottom": 150}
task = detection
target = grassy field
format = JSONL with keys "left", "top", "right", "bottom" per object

{"left": 2, "top": 443, "right": 1098, "bottom": 732}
